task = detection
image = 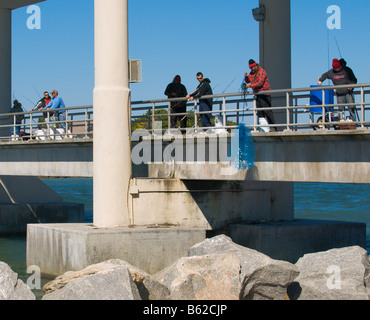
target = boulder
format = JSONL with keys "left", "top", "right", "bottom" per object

{"left": 0, "top": 262, "right": 35, "bottom": 300}
{"left": 188, "top": 235, "right": 299, "bottom": 300}
{"left": 153, "top": 252, "right": 241, "bottom": 300}
{"left": 43, "top": 259, "right": 169, "bottom": 300}
{"left": 42, "top": 268, "right": 141, "bottom": 300}
{"left": 289, "top": 246, "right": 370, "bottom": 300}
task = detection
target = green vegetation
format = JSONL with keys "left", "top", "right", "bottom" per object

{"left": 131, "top": 108, "right": 236, "bottom": 132}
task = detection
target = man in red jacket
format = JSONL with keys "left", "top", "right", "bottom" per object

{"left": 244, "top": 59, "right": 276, "bottom": 132}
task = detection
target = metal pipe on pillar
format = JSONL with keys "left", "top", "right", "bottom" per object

{"left": 93, "top": 0, "right": 132, "bottom": 227}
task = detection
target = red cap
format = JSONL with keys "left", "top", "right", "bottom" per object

{"left": 332, "top": 59, "right": 341, "bottom": 69}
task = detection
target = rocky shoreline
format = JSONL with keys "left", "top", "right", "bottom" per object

{"left": 1, "top": 235, "right": 369, "bottom": 300}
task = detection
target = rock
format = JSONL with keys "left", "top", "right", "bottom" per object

{"left": 42, "top": 268, "right": 141, "bottom": 300}
{"left": 0, "top": 262, "right": 35, "bottom": 300}
{"left": 43, "top": 259, "right": 169, "bottom": 300}
{"left": 153, "top": 252, "right": 241, "bottom": 300}
{"left": 241, "top": 261, "right": 299, "bottom": 300}
{"left": 188, "top": 235, "right": 299, "bottom": 300}
{"left": 290, "top": 246, "right": 370, "bottom": 300}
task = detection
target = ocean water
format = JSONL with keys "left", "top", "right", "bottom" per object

{"left": 0, "top": 179, "right": 368, "bottom": 299}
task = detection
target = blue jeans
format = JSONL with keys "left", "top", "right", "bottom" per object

{"left": 337, "top": 92, "right": 356, "bottom": 121}
{"left": 11, "top": 121, "right": 21, "bottom": 136}
{"left": 58, "top": 112, "right": 66, "bottom": 130}
{"left": 199, "top": 101, "right": 212, "bottom": 128}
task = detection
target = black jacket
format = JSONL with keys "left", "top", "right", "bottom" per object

{"left": 192, "top": 78, "right": 213, "bottom": 106}
{"left": 165, "top": 82, "right": 188, "bottom": 108}
{"left": 32, "top": 97, "right": 50, "bottom": 111}
{"left": 319, "top": 67, "right": 357, "bottom": 95}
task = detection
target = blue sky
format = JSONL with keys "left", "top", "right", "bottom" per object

{"left": 11, "top": 0, "right": 370, "bottom": 110}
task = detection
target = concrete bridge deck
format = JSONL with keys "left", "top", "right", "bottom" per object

{"left": 0, "top": 129, "right": 368, "bottom": 184}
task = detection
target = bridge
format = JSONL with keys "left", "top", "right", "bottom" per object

{"left": 1, "top": 0, "right": 367, "bottom": 278}
{"left": 1, "top": 84, "right": 369, "bottom": 184}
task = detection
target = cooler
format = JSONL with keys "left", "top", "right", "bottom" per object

{"left": 309, "top": 85, "right": 334, "bottom": 113}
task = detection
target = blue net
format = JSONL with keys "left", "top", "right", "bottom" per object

{"left": 229, "top": 123, "right": 255, "bottom": 170}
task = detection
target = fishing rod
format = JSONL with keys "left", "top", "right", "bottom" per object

{"left": 32, "top": 84, "right": 41, "bottom": 101}
{"left": 177, "top": 76, "right": 237, "bottom": 127}
{"left": 174, "top": 87, "right": 200, "bottom": 125}
{"left": 13, "top": 94, "right": 41, "bottom": 125}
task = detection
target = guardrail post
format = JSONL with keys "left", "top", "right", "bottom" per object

{"left": 253, "top": 98, "right": 258, "bottom": 132}
{"left": 193, "top": 101, "right": 198, "bottom": 132}
{"left": 84, "top": 108, "right": 88, "bottom": 138}
{"left": 29, "top": 113, "right": 33, "bottom": 139}
{"left": 167, "top": 102, "right": 171, "bottom": 131}
{"left": 46, "top": 112, "right": 50, "bottom": 139}
{"left": 361, "top": 87, "right": 365, "bottom": 128}
{"left": 321, "top": 89, "right": 327, "bottom": 129}
{"left": 222, "top": 97, "right": 226, "bottom": 128}
{"left": 65, "top": 109, "right": 69, "bottom": 137}
{"left": 151, "top": 102, "right": 155, "bottom": 133}
{"left": 286, "top": 92, "right": 291, "bottom": 131}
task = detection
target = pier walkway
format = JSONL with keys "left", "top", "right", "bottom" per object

{"left": 0, "top": 84, "right": 369, "bottom": 184}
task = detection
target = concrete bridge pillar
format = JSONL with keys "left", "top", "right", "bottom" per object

{"left": 258, "top": 0, "right": 292, "bottom": 128}
{"left": 0, "top": 8, "right": 11, "bottom": 136}
{"left": 93, "top": 0, "right": 132, "bottom": 227}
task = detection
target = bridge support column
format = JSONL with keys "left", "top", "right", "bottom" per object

{"left": 0, "top": 8, "right": 11, "bottom": 136}
{"left": 258, "top": 0, "right": 292, "bottom": 129}
{"left": 93, "top": 0, "right": 132, "bottom": 227}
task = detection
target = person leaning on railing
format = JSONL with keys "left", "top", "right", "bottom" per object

{"left": 30, "top": 91, "right": 51, "bottom": 129}
{"left": 186, "top": 72, "right": 213, "bottom": 129}
{"left": 244, "top": 59, "right": 277, "bottom": 132}
{"left": 318, "top": 58, "right": 358, "bottom": 121}
{"left": 165, "top": 75, "right": 188, "bottom": 131}
{"left": 45, "top": 90, "right": 66, "bottom": 130}
{"left": 9, "top": 100, "right": 24, "bottom": 136}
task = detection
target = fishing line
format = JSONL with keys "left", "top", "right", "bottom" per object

{"left": 333, "top": 35, "right": 343, "bottom": 59}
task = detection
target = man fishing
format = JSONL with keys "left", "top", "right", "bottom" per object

{"left": 318, "top": 58, "right": 358, "bottom": 121}
{"left": 244, "top": 59, "right": 276, "bottom": 132}
{"left": 164, "top": 75, "right": 188, "bottom": 131}
{"left": 186, "top": 72, "right": 213, "bottom": 130}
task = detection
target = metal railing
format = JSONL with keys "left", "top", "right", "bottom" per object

{"left": 131, "top": 83, "right": 370, "bottom": 133}
{"left": 0, "top": 105, "right": 94, "bottom": 141}
{"left": 1, "top": 83, "right": 369, "bottom": 141}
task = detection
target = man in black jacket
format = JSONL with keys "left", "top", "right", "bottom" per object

{"left": 187, "top": 72, "right": 213, "bottom": 129}
{"left": 165, "top": 75, "right": 188, "bottom": 130}
{"left": 30, "top": 91, "right": 52, "bottom": 129}
{"left": 318, "top": 58, "right": 357, "bottom": 121}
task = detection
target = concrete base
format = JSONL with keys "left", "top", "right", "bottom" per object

{"left": 0, "top": 203, "right": 84, "bottom": 235}
{"left": 228, "top": 219, "right": 367, "bottom": 263}
{"left": 129, "top": 179, "right": 294, "bottom": 229}
{"left": 26, "top": 223, "right": 206, "bottom": 278}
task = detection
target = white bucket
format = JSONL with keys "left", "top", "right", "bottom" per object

{"left": 259, "top": 117, "right": 270, "bottom": 132}
{"left": 34, "top": 130, "right": 46, "bottom": 141}
{"left": 215, "top": 116, "right": 227, "bottom": 134}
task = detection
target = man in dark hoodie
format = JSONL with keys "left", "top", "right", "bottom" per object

{"left": 165, "top": 75, "right": 188, "bottom": 130}
{"left": 187, "top": 72, "right": 213, "bottom": 129}
{"left": 318, "top": 58, "right": 357, "bottom": 121}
